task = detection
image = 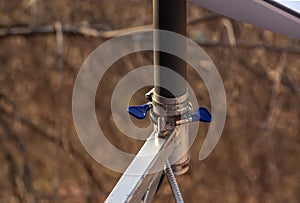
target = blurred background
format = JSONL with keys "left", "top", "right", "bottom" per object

{"left": 0, "top": 0, "right": 300, "bottom": 202}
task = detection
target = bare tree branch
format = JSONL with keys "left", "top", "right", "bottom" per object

{"left": 0, "top": 99, "right": 106, "bottom": 198}
{"left": 197, "top": 40, "right": 300, "bottom": 54}
{"left": 221, "top": 18, "right": 237, "bottom": 46}
{"left": 0, "top": 117, "right": 32, "bottom": 202}
{"left": 261, "top": 52, "right": 288, "bottom": 135}
{"left": 188, "top": 13, "right": 219, "bottom": 25}
{"left": 0, "top": 18, "right": 299, "bottom": 54}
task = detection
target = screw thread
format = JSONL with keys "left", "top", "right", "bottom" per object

{"left": 165, "top": 160, "right": 184, "bottom": 203}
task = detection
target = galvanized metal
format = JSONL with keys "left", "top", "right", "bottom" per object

{"left": 105, "top": 129, "right": 179, "bottom": 203}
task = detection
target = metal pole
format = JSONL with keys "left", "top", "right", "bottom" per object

{"left": 154, "top": 0, "right": 187, "bottom": 98}
{"left": 152, "top": 0, "right": 190, "bottom": 176}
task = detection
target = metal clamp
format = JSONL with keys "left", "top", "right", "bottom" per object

{"left": 149, "top": 90, "right": 191, "bottom": 127}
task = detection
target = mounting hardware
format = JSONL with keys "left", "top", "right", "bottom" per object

{"left": 176, "top": 107, "right": 212, "bottom": 125}
{"left": 157, "top": 116, "right": 167, "bottom": 133}
{"left": 145, "top": 88, "right": 154, "bottom": 102}
{"left": 127, "top": 102, "right": 152, "bottom": 119}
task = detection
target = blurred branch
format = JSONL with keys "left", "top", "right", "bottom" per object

{"left": 0, "top": 22, "right": 152, "bottom": 38}
{"left": 99, "top": 25, "right": 152, "bottom": 38}
{"left": 0, "top": 117, "right": 32, "bottom": 202}
{"left": 4, "top": 150, "right": 23, "bottom": 202}
{"left": 0, "top": 23, "right": 102, "bottom": 38}
{"left": 54, "top": 20, "right": 66, "bottom": 192}
{"left": 0, "top": 98, "right": 105, "bottom": 196}
{"left": 188, "top": 13, "right": 219, "bottom": 25}
{"left": 197, "top": 40, "right": 300, "bottom": 54}
{"left": 0, "top": 20, "right": 300, "bottom": 54}
{"left": 261, "top": 52, "right": 288, "bottom": 135}
{"left": 55, "top": 21, "right": 64, "bottom": 71}
{"left": 221, "top": 18, "right": 236, "bottom": 46}
{"left": 0, "top": 14, "right": 218, "bottom": 38}
{"left": 255, "top": 52, "right": 288, "bottom": 202}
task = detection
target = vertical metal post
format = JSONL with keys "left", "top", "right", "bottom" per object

{"left": 106, "top": 1, "right": 191, "bottom": 202}
{"left": 153, "top": 0, "right": 187, "bottom": 98}
{"left": 153, "top": 0, "right": 190, "bottom": 176}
